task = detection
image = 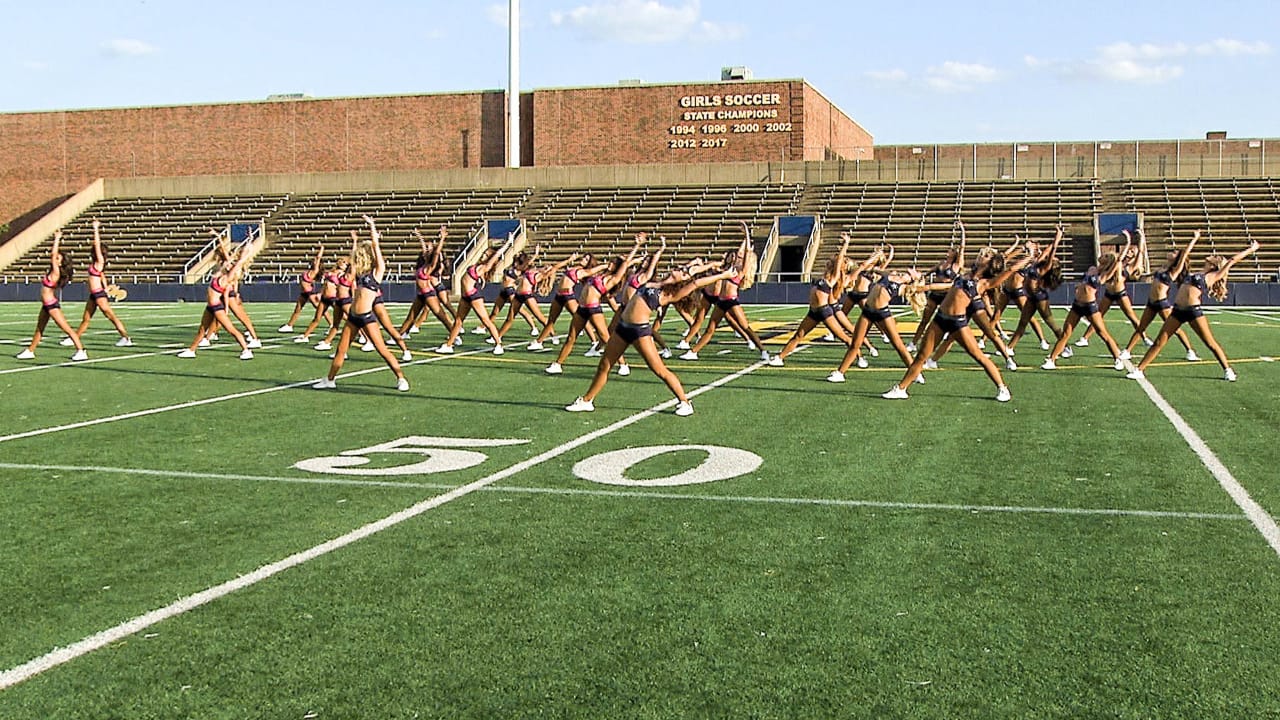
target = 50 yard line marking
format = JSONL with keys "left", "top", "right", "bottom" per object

{"left": 0, "top": 359, "right": 766, "bottom": 691}
{"left": 1134, "top": 376, "right": 1280, "bottom": 559}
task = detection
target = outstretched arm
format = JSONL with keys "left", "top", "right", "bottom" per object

{"left": 49, "top": 230, "right": 62, "bottom": 271}
{"left": 954, "top": 221, "right": 967, "bottom": 267}
{"left": 91, "top": 219, "right": 105, "bottom": 266}
{"left": 1171, "top": 230, "right": 1199, "bottom": 278}
{"left": 1210, "top": 239, "right": 1261, "bottom": 283}
{"left": 363, "top": 215, "right": 385, "bottom": 276}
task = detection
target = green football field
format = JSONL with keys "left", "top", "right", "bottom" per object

{"left": 1, "top": 300, "right": 1278, "bottom": 718}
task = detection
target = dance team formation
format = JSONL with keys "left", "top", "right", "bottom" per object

{"left": 12, "top": 216, "right": 1262, "bottom": 414}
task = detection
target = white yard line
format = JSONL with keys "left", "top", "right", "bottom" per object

{"left": 0, "top": 346, "right": 486, "bottom": 443}
{"left": 1216, "top": 308, "right": 1280, "bottom": 324}
{"left": 0, "top": 461, "right": 1248, "bottom": 522}
{"left": 0, "top": 359, "right": 766, "bottom": 691}
{"left": 1133, "top": 376, "right": 1280, "bottom": 559}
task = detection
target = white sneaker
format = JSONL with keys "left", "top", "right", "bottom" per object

{"left": 471, "top": 326, "right": 487, "bottom": 335}
{"left": 247, "top": 338, "right": 263, "bottom": 349}
{"left": 453, "top": 336, "right": 463, "bottom": 346}
{"left": 71, "top": 349, "right": 88, "bottom": 361}
{"left": 545, "top": 362, "right": 563, "bottom": 375}
{"left": 1061, "top": 346, "right": 1074, "bottom": 359}
{"left": 822, "top": 333, "right": 836, "bottom": 342}
{"left": 1113, "top": 357, "right": 1126, "bottom": 371}
{"left": 550, "top": 337, "right": 560, "bottom": 345}
{"left": 906, "top": 342, "right": 917, "bottom": 354}
{"left": 530, "top": 327, "right": 540, "bottom": 336}
{"left": 1126, "top": 368, "right": 1146, "bottom": 380}
{"left": 976, "top": 338, "right": 986, "bottom": 349}
{"left": 396, "top": 377, "right": 410, "bottom": 392}
{"left": 209, "top": 333, "right": 218, "bottom": 341}
{"left": 1186, "top": 350, "right": 1200, "bottom": 362}
{"left": 913, "top": 373, "right": 926, "bottom": 384}
{"left": 239, "top": 349, "right": 254, "bottom": 360}
{"left": 198, "top": 338, "right": 211, "bottom": 348}
{"left": 115, "top": 337, "right": 133, "bottom": 347}
{"left": 1143, "top": 336, "right": 1155, "bottom": 346}
{"left": 616, "top": 364, "right": 630, "bottom": 376}
{"left": 277, "top": 324, "right": 293, "bottom": 333}
{"left": 881, "top": 385, "right": 909, "bottom": 400}
{"left": 660, "top": 348, "right": 672, "bottom": 359}
{"left": 361, "top": 340, "right": 375, "bottom": 352}
{"left": 679, "top": 351, "right": 699, "bottom": 361}
{"left": 759, "top": 350, "right": 770, "bottom": 362}
{"left": 493, "top": 345, "right": 505, "bottom": 356}
{"left": 867, "top": 345, "right": 879, "bottom": 358}
{"left": 995, "top": 385, "right": 1012, "bottom": 402}
{"left": 1075, "top": 337, "right": 1090, "bottom": 347}
{"left": 1039, "top": 340, "right": 1051, "bottom": 351}
{"left": 565, "top": 396, "right": 594, "bottom": 412}
{"left": 1040, "top": 358, "right": 1057, "bottom": 370}
{"left": 15, "top": 349, "right": 35, "bottom": 359}
{"left": 1118, "top": 349, "right": 1131, "bottom": 361}
{"left": 1224, "top": 368, "right": 1237, "bottom": 382}
{"left": 407, "top": 326, "right": 419, "bottom": 335}
{"left": 747, "top": 341, "right": 758, "bottom": 351}
{"left": 401, "top": 349, "right": 412, "bottom": 362}
{"left": 856, "top": 356, "right": 868, "bottom": 369}
{"left": 1005, "top": 357, "right": 1018, "bottom": 371}
{"left": 293, "top": 335, "right": 310, "bottom": 343}
{"left": 315, "top": 341, "right": 332, "bottom": 351}
{"left": 435, "top": 344, "right": 454, "bottom": 354}
{"left": 676, "top": 340, "right": 691, "bottom": 350}
{"left": 674, "top": 401, "right": 694, "bottom": 417}
{"left": 177, "top": 349, "right": 196, "bottom": 358}
{"left": 527, "top": 341, "right": 545, "bottom": 351}
{"left": 59, "top": 337, "right": 74, "bottom": 346}
{"left": 313, "top": 378, "right": 336, "bottom": 389}
{"left": 923, "top": 358, "right": 938, "bottom": 370}
{"left": 584, "top": 344, "right": 602, "bottom": 358}
{"left": 826, "top": 370, "right": 846, "bottom": 383}
{"left": 767, "top": 355, "right": 784, "bottom": 367}
{"left": 484, "top": 337, "right": 495, "bottom": 344}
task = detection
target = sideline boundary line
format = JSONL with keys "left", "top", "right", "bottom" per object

{"left": 0, "top": 359, "right": 766, "bottom": 691}
{"left": 1133, "top": 376, "right": 1280, "bottom": 559}
{"left": 0, "top": 461, "right": 1249, "bottom": 522}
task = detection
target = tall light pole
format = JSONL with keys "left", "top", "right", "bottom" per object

{"left": 508, "top": 0, "right": 521, "bottom": 168}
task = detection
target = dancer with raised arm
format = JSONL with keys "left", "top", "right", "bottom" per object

{"left": 680, "top": 223, "right": 770, "bottom": 362}
{"left": 279, "top": 244, "right": 325, "bottom": 333}
{"left": 1007, "top": 226, "right": 1067, "bottom": 353}
{"left": 767, "top": 237, "right": 871, "bottom": 367}
{"left": 400, "top": 227, "right": 456, "bottom": 343}
{"left": 69, "top": 218, "right": 132, "bottom": 348}
{"left": 909, "top": 222, "right": 965, "bottom": 353}
{"left": 545, "top": 235, "right": 643, "bottom": 375}
{"left": 531, "top": 254, "right": 603, "bottom": 350}
{"left": 177, "top": 233, "right": 263, "bottom": 360}
{"left": 1127, "top": 239, "right": 1260, "bottom": 381}
{"left": 313, "top": 218, "right": 410, "bottom": 391}
{"left": 435, "top": 233, "right": 515, "bottom": 354}
{"left": 16, "top": 231, "right": 87, "bottom": 361}
{"left": 508, "top": 249, "right": 576, "bottom": 349}
{"left": 566, "top": 256, "right": 735, "bottom": 417}
{"left": 827, "top": 266, "right": 926, "bottom": 383}
{"left": 881, "top": 247, "right": 1031, "bottom": 402}
{"left": 1039, "top": 240, "right": 1131, "bottom": 372}
{"left": 1076, "top": 230, "right": 1151, "bottom": 350}
{"left": 1122, "top": 231, "right": 1199, "bottom": 361}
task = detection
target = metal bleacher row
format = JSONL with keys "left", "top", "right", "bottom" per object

{"left": 3, "top": 179, "right": 1278, "bottom": 282}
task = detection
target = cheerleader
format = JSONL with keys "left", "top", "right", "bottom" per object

{"left": 400, "top": 227, "right": 455, "bottom": 341}
{"left": 565, "top": 253, "right": 736, "bottom": 416}
{"left": 177, "top": 234, "right": 262, "bottom": 359}
{"left": 1007, "top": 227, "right": 1067, "bottom": 352}
{"left": 545, "top": 236, "right": 643, "bottom": 375}
{"left": 1076, "top": 230, "right": 1151, "bottom": 349}
{"left": 504, "top": 249, "right": 577, "bottom": 349}
{"left": 832, "top": 243, "right": 891, "bottom": 358}
{"left": 16, "top": 231, "right": 87, "bottom": 361}
{"left": 909, "top": 223, "right": 965, "bottom": 352}
{"left": 881, "top": 247, "right": 1031, "bottom": 402}
{"left": 827, "top": 267, "right": 925, "bottom": 382}
{"left": 989, "top": 235, "right": 1047, "bottom": 348}
{"left": 767, "top": 237, "right": 867, "bottom": 367}
{"left": 1039, "top": 242, "right": 1131, "bottom": 372}
{"left": 532, "top": 253, "right": 607, "bottom": 351}
{"left": 69, "top": 218, "right": 132, "bottom": 347}
{"left": 1128, "top": 239, "right": 1260, "bottom": 381}
{"left": 314, "top": 258, "right": 355, "bottom": 352}
{"left": 278, "top": 244, "right": 325, "bottom": 333}
{"left": 487, "top": 246, "right": 541, "bottom": 339}
{"left": 680, "top": 223, "right": 770, "bottom": 362}
{"left": 313, "top": 218, "right": 409, "bottom": 391}
{"left": 434, "top": 234, "right": 516, "bottom": 354}
{"left": 295, "top": 257, "right": 345, "bottom": 343}
{"left": 1122, "top": 231, "right": 1199, "bottom": 360}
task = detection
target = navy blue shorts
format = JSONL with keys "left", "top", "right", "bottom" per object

{"left": 1071, "top": 300, "right": 1099, "bottom": 317}
{"left": 1147, "top": 297, "right": 1173, "bottom": 311}
{"left": 806, "top": 305, "right": 835, "bottom": 323}
{"left": 90, "top": 290, "right": 109, "bottom": 301}
{"left": 348, "top": 310, "right": 377, "bottom": 329}
{"left": 863, "top": 305, "right": 892, "bottom": 323}
{"left": 616, "top": 322, "right": 653, "bottom": 344}
{"left": 1172, "top": 305, "right": 1204, "bottom": 324}
{"left": 576, "top": 305, "right": 603, "bottom": 321}
{"left": 933, "top": 312, "right": 968, "bottom": 334}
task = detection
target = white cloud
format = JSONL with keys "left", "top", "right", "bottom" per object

{"left": 486, "top": 3, "right": 509, "bottom": 28}
{"left": 550, "top": 0, "right": 743, "bottom": 44}
{"left": 865, "top": 68, "right": 908, "bottom": 85}
{"left": 1029, "top": 38, "right": 1269, "bottom": 85}
{"left": 101, "top": 38, "right": 158, "bottom": 57}
{"left": 925, "top": 61, "right": 999, "bottom": 92}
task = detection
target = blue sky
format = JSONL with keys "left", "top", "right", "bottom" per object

{"left": 3, "top": 0, "right": 1276, "bottom": 144}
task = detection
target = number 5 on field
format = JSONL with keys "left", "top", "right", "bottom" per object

{"left": 294, "top": 436, "right": 530, "bottom": 476}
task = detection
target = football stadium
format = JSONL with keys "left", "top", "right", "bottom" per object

{"left": 1, "top": 3, "right": 1278, "bottom": 717}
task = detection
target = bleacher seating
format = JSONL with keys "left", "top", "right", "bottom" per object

{"left": 3, "top": 195, "right": 288, "bottom": 281}
{"left": 802, "top": 180, "right": 1101, "bottom": 276}
{"left": 1119, "top": 178, "right": 1280, "bottom": 280}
